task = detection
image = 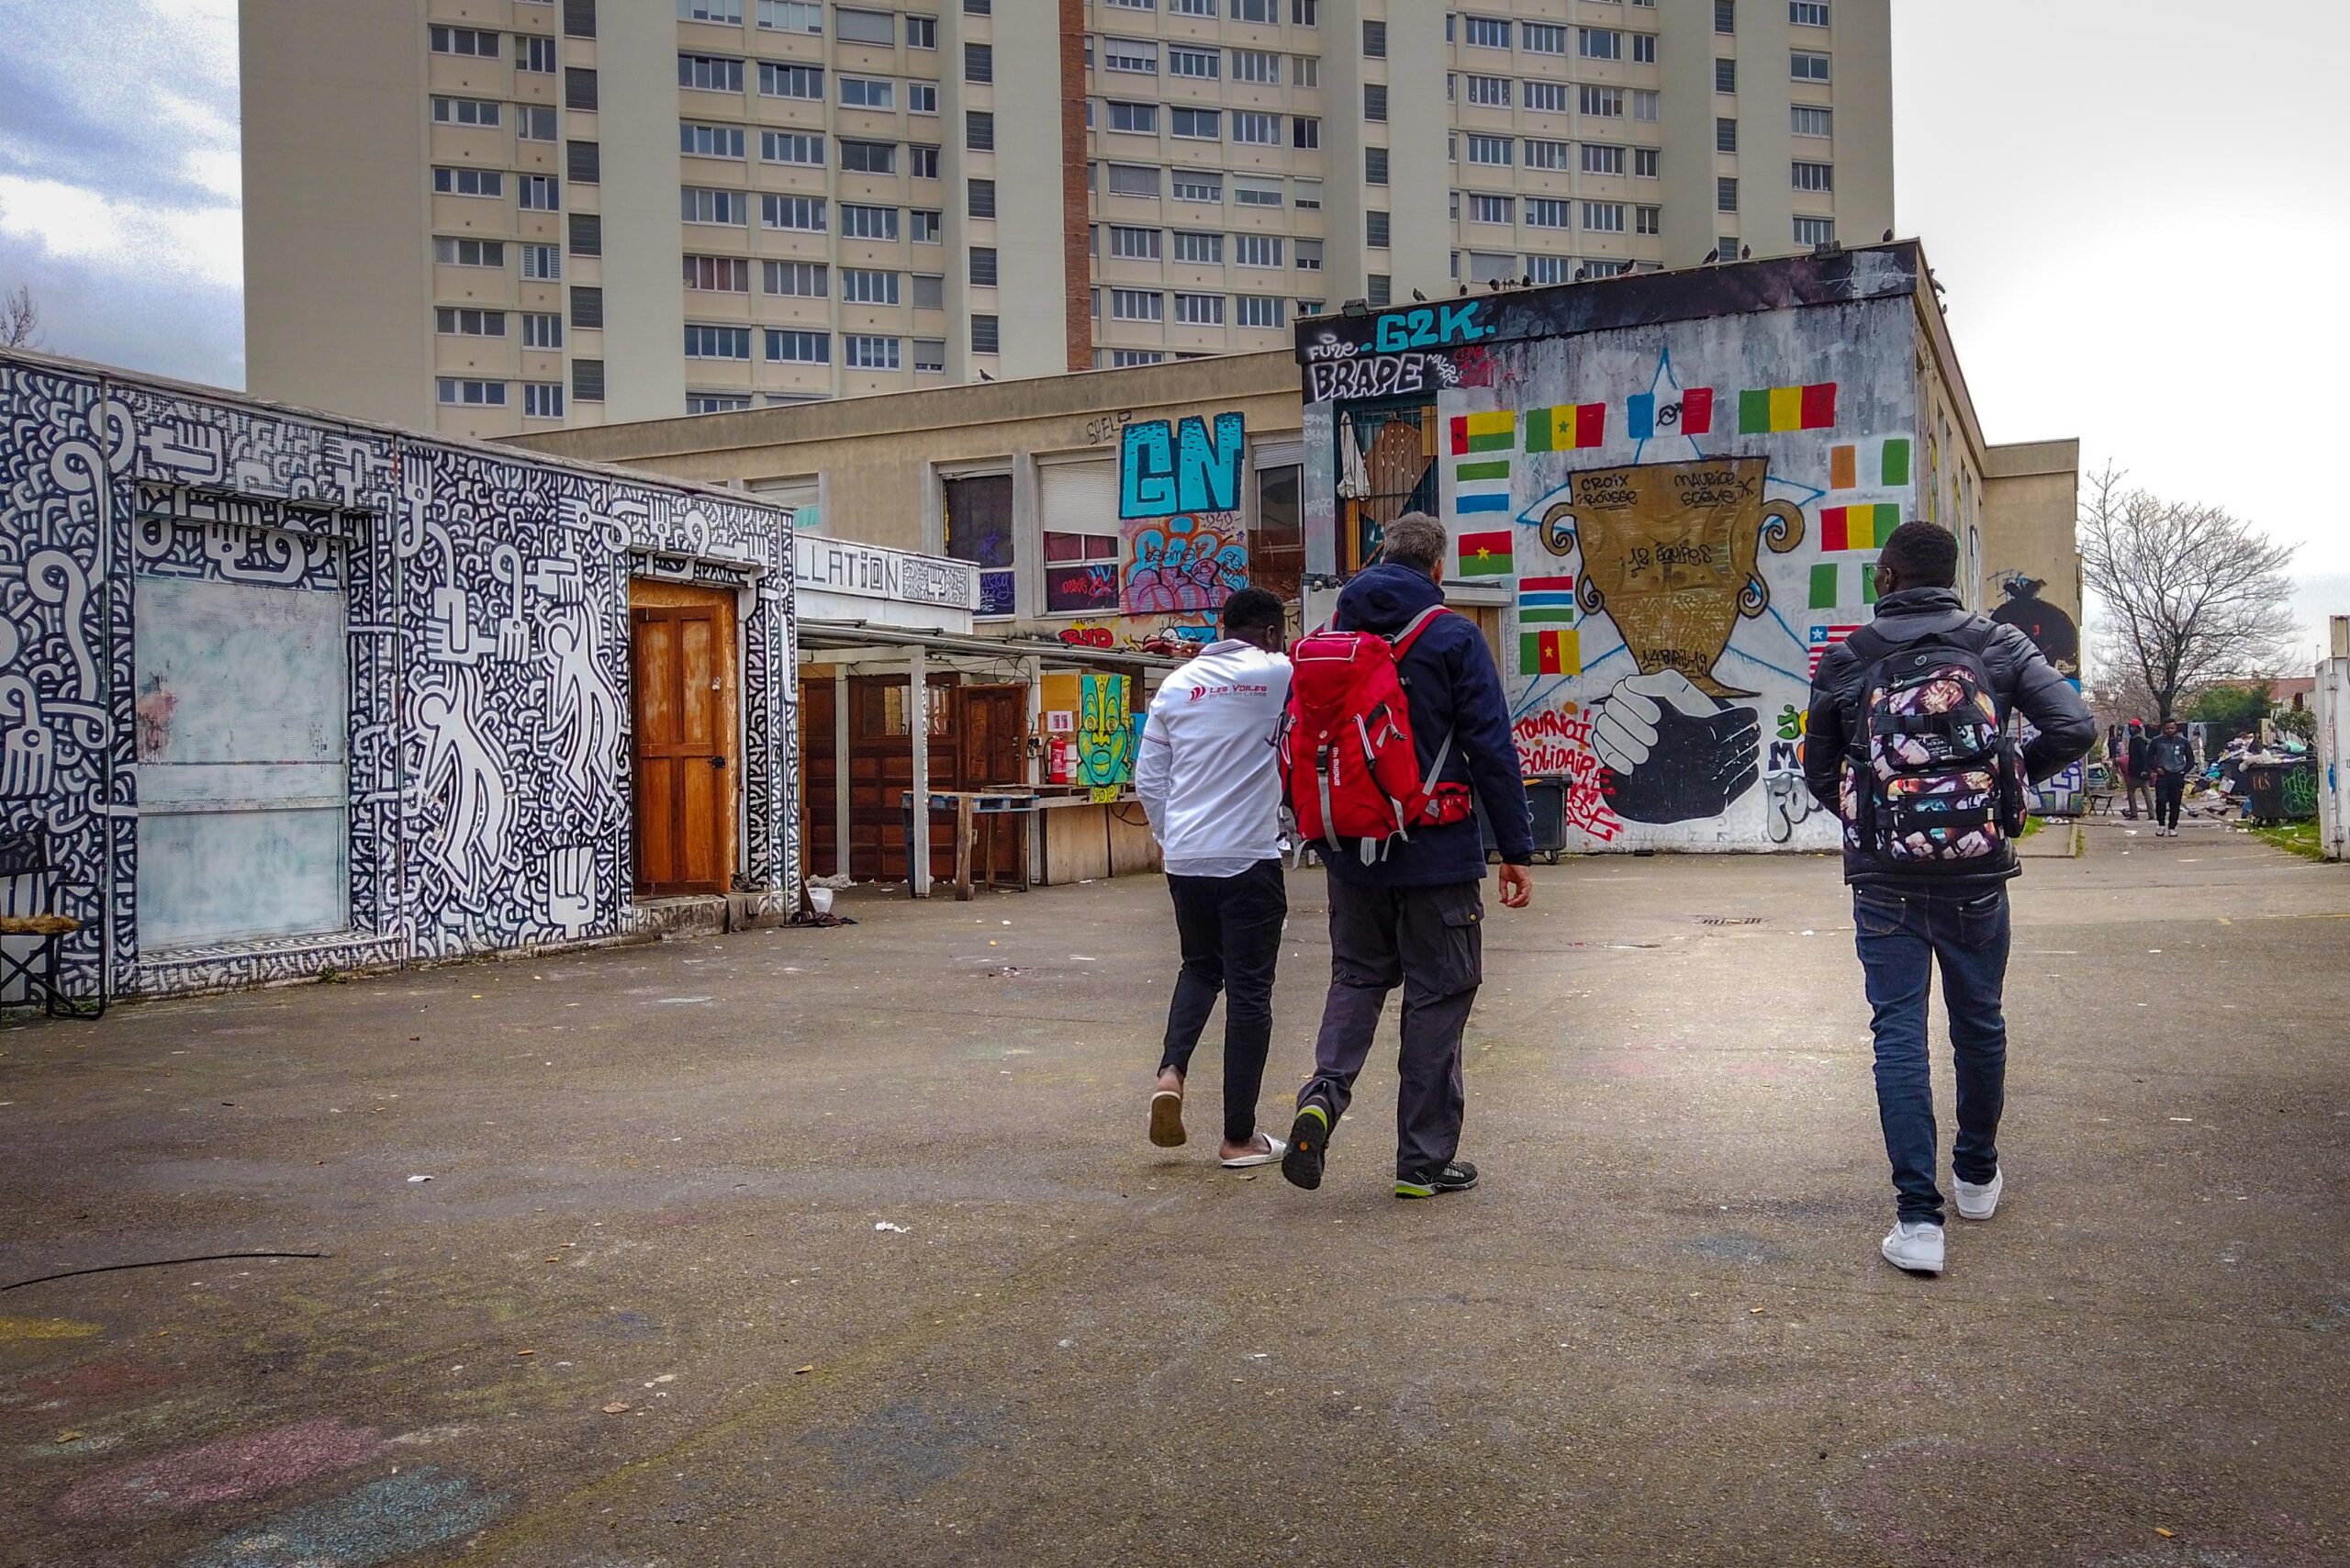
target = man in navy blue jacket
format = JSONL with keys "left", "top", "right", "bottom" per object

{"left": 1282, "top": 513, "right": 1537, "bottom": 1200}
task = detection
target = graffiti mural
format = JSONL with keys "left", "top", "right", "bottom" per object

{"left": 1113, "top": 410, "right": 1249, "bottom": 625}
{"left": 0, "top": 354, "right": 798, "bottom": 1002}
{"left": 1076, "top": 672, "right": 1134, "bottom": 804}
{"left": 1990, "top": 574, "right": 2080, "bottom": 681}
{"left": 1121, "top": 511, "right": 1248, "bottom": 615}
{"left": 1119, "top": 413, "right": 1244, "bottom": 520}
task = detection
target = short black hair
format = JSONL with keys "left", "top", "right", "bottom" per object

{"left": 1877, "top": 520, "right": 1959, "bottom": 588}
{"left": 1221, "top": 587, "right": 1284, "bottom": 637}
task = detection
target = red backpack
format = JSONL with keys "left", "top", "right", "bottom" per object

{"left": 1279, "top": 607, "right": 1477, "bottom": 860}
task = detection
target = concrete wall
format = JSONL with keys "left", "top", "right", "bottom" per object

{"left": 0, "top": 353, "right": 798, "bottom": 1002}
{"left": 1981, "top": 438, "right": 2086, "bottom": 685}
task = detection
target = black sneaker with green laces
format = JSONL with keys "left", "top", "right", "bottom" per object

{"left": 1281, "top": 1104, "right": 1330, "bottom": 1190}
{"left": 1394, "top": 1161, "right": 1479, "bottom": 1199}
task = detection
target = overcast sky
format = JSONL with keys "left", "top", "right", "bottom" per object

{"left": 3, "top": 0, "right": 2344, "bottom": 648}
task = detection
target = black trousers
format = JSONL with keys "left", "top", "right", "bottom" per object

{"left": 2154, "top": 772, "right": 2187, "bottom": 830}
{"left": 1160, "top": 859, "right": 1289, "bottom": 1146}
{"left": 1298, "top": 877, "right": 1484, "bottom": 1182}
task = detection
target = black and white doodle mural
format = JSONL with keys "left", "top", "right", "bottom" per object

{"left": 0, "top": 354, "right": 798, "bottom": 1002}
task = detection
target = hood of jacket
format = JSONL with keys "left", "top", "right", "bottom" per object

{"left": 1866, "top": 585, "right": 1975, "bottom": 642}
{"left": 1334, "top": 561, "right": 1445, "bottom": 635}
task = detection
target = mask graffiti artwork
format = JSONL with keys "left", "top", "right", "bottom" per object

{"left": 1076, "top": 672, "right": 1134, "bottom": 803}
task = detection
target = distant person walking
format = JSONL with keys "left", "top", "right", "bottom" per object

{"left": 1136, "top": 588, "right": 1295, "bottom": 1168}
{"left": 1279, "top": 513, "right": 1535, "bottom": 1201}
{"left": 2148, "top": 719, "right": 2194, "bottom": 837}
{"left": 2122, "top": 720, "right": 2152, "bottom": 820}
{"left": 1805, "top": 521, "right": 2094, "bottom": 1276}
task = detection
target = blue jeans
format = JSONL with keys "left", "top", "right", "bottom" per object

{"left": 1853, "top": 884, "right": 2012, "bottom": 1226}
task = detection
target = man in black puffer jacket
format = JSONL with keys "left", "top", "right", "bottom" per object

{"left": 1282, "top": 513, "right": 1536, "bottom": 1202}
{"left": 1805, "top": 521, "right": 2093, "bottom": 1278}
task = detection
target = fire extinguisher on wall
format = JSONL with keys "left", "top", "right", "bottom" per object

{"left": 1049, "top": 735, "right": 1070, "bottom": 784}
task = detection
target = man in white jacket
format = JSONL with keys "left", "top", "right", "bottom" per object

{"left": 1136, "top": 587, "right": 1294, "bottom": 1168}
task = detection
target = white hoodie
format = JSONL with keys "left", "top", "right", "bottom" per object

{"left": 1135, "top": 639, "right": 1293, "bottom": 878}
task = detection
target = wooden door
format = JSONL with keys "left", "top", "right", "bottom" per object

{"left": 957, "top": 686, "right": 1029, "bottom": 881}
{"left": 800, "top": 675, "right": 839, "bottom": 879}
{"left": 632, "top": 605, "right": 729, "bottom": 895}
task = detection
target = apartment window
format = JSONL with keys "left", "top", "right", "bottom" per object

{"left": 951, "top": 246, "right": 988, "bottom": 286}
{"left": 1234, "top": 175, "right": 1282, "bottom": 207}
{"left": 1365, "top": 273, "right": 1389, "bottom": 307}
{"left": 836, "top": 6, "right": 893, "bottom": 43}
{"left": 1361, "top": 18, "right": 1387, "bottom": 56}
{"left": 564, "top": 0, "right": 596, "bottom": 35}
{"left": 1523, "top": 21, "right": 1566, "bottom": 54}
{"left": 1633, "top": 33, "right": 1656, "bottom": 62}
{"left": 1172, "top": 231, "right": 1222, "bottom": 264}
{"left": 1231, "top": 111, "right": 1278, "bottom": 144}
{"left": 1235, "top": 295, "right": 1283, "bottom": 329}
{"left": 1471, "top": 194, "right": 1514, "bottom": 224}
{"left": 1524, "top": 138, "right": 1568, "bottom": 170}
{"left": 964, "top": 42, "right": 992, "bottom": 82}
{"left": 1362, "top": 84, "right": 1387, "bottom": 121}
{"left": 763, "top": 193, "right": 828, "bottom": 230}
{"left": 520, "top": 36, "right": 557, "bottom": 73}
{"left": 1105, "top": 38, "right": 1158, "bottom": 73}
{"left": 965, "top": 0, "right": 990, "bottom": 11}
{"left": 911, "top": 144, "right": 939, "bottom": 177}
{"left": 1791, "top": 1, "right": 1830, "bottom": 25}
{"left": 1718, "top": 233, "right": 1740, "bottom": 260}
{"left": 684, "top": 255, "right": 752, "bottom": 291}
{"left": 519, "top": 174, "right": 560, "bottom": 211}
{"left": 913, "top": 338, "right": 946, "bottom": 372}
{"left": 431, "top": 96, "right": 502, "bottom": 128}
{"left": 1467, "top": 134, "right": 1513, "bottom": 168}
{"left": 1174, "top": 292, "right": 1225, "bottom": 325}
{"left": 1718, "top": 176, "right": 1739, "bottom": 211}
{"left": 968, "top": 178, "right": 997, "bottom": 217}
{"left": 435, "top": 307, "right": 507, "bottom": 337}
{"left": 1635, "top": 147, "right": 1660, "bottom": 177}
{"left": 522, "top": 311, "right": 564, "bottom": 348}
{"left": 567, "top": 213, "right": 601, "bottom": 255}
{"left": 764, "top": 259, "right": 827, "bottom": 296}
{"left": 1525, "top": 80, "right": 1568, "bottom": 113}
{"left": 1630, "top": 205, "right": 1661, "bottom": 237}
{"left": 572, "top": 286, "right": 604, "bottom": 327}
{"left": 767, "top": 329, "right": 830, "bottom": 363}
{"left": 429, "top": 25, "right": 499, "bottom": 57}
{"left": 1633, "top": 89, "right": 1659, "bottom": 120}
{"left": 1108, "top": 226, "right": 1162, "bottom": 261}
{"left": 433, "top": 166, "right": 503, "bottom": 198}
{"left": 574, "top": 359, "right": 605, "bottom": 401}
{"left": 436, "top": 377, "right": 508, "bottom": 406}
{"left": 1364, "top": 147, "right": 1389, "bottom": 184}
{"left": 565, "top": 67, "right": 599, "bottom": 111}
{"left": 760, "top": 62, "right": 822, "bottom": 97}
{"left": 1291, "top": 0, "right": 1316, "bottom": 21}
{"left": 679, "top": 54, "right": 746, "bottom": 91}
{"left": 1106, "top": 0, "right": 1154, "bottom": 7}
{"left": 907, "top": 13, "right": 936, "bottom": 45}
{"left": 1583, "top": 201, "right": 1624, "bottom": 232}
{"left": 1792, "top": 160, "right": 1834, "bottom": 192}
{"left": 1170, "top": 0, "right": 1213, "bottom": 13}
{"left": 1231, "top": 0, "right": 1275, "bottom": 20}
{"left": 1525, "top": 198, "right": 1569, "bottom": 230}
{"left": 912, "top": 209, "right": 941, "bottom": 241}
{"left": 1171, "top": 170, "right": 1220, "bottom": 202}
{"left": 519, "top": 105, "right": 557, "bottom": 140}
{"left": 839, "top": 203, "right": 899, "bottom": 239}
{"left": 682, "top": 186, "right": 749, "bottom": 225}
{"left": 1294, "top": 239, "right": 1322, "bottom": 271}
{"left": 1579, "top": 28, "right": 1621, "bottom": 60}
{"left": 1715, "top": 58, "right": 1737, "bottom": 93}
{"left": 758, "top": 0, "right": 822, "bottom": 28}
{"left": 433, "top": 236, "right": 507, "bottom": 267}
{"left": 1111, "top": 288, "right": 1163, "bottom": 321}
{"left": 1365, "top": 210, "right": 1390, "bottom": 246}
{"left": 682, "top": 122, "right": 746, "bottom": 157}
{"left": 683, "top": 324, "right": 751, "bottom": 359}
{"left": 1717, "top": 117, "right": 1739, "bottom": 152}
{"left": 1234, "top": 233, "right": 1282, "bottom": 268}
{"left": 1449, "top": 192, "right": 1460, "bottom": 221}
{"left": 1464, "top": 15, "right": 1509, "bottom": 49}
{"left": 840, "top": 76, "right": 893, "bottom": 108}
{"left": 1108, "top": 101, "right": 1158, "bottom": 134}
{"left": 1791, "top": 50, "right": 1830, "bottom": 81}
{"left": 1794, "top": 215, "right": 1835, "bottom": 246}
{"left": 1108, "top": 163, "right": 1160, "bottom": 197}
{"left": 841, "top": 268, "right": 901, "bottom": 305}
{"left": 1793, "top": 105, "right": 1833, "bottom": 138}
{"left": 568, "top": 140, "right": 601, "bottom": 184}
{"left": 1715, "top": 0, "right": 1735, "bottom": 30}
{"left": 523, "top": 383, "right": 565, "bottom": 419}
{"left": 1582, "top": 143, "right": 1625, "bottom": 175}
{"left": 1172, "top": 107, "right": 1220, "bottom": 140}
{"left": 1465, "top": 75, "right": 1510, "bottom": 107}
{"left": 763, "top": 130, "right": 823, "bottom": 164}
{"left": 842, "top": 139, "right": 897, "bottom": 173}
{"left": 1169, "top": 46, "right": 1218, "bottom": 78}
{"left": 969, "top": 315, "right": 1000, "bottom": 354}
{"left": 909, "top": 83, "right": 937, "bottom": 113}
{"left": 1580, "top": 84, "right": 1624, "bottom": 118}
{"left": 1292, "top": 53, "right": 1318, "bottom": 85}
{"left": 687, "top": 394, "right": 752, "bottom": 414}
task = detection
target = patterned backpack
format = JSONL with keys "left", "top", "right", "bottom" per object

{"left": 1838, "top": 622, "right": 2027, "bottom": 871}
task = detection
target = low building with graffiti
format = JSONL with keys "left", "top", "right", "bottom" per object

{"left": 1292, "top": 241, "right": 2084, "bottom": 852}
{"left": 1, "top": 351, "right": 802, "bottom": 1006}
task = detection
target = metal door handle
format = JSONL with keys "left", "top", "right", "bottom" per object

{"left": 711, "top": 756, "right": 726, "bottom": 768}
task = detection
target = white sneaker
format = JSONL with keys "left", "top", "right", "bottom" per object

{"left": 1953, "top": 1167, "right": 2004, "bottom": 1221}
{"left": 1880, "top": 1220, "right": 1945, "bottom": 1274}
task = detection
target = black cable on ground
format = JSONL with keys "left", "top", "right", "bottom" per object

{"left": 1, "top": 1251, "right": 331, "bottom": 1292}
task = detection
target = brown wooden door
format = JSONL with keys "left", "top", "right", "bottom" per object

{"left": 958, "top": 686, "right": 1029, "bottom": 881}
{"left": 632, "top": 605, "right": 729, "bottom": 895}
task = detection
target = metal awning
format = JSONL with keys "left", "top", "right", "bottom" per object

{"left": 796, "top": 620, "right": 1189, "bottom": 674}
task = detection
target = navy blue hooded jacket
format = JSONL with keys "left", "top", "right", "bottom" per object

{"left": 1321, "top": 562, "right": 1535, "bottom": 886}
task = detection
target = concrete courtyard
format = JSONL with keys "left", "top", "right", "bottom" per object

{"left": 3, "top": 820, "right": 2345, "bottom": 1567}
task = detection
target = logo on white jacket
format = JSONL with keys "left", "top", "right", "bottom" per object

{"left": 1190, "top": 682, "right": 1270, "bottom": 701}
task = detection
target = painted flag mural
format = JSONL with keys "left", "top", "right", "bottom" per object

{"left": 1524, "top": 402, "right": 1606, "bottom": 452}
{"left": 1808, "top": 622, "right": 1863, "bottom": 678}
{"left": 1520, "top": 627, "right": 1582, "bottom": 677}
{"left": 1821, "top": 502, "right": 1901, "bottom": 552}
{"left": 1516, "top": 573, "right": 1579, "bottom": 625}
{"left": 1449, "top": 409, "right": 1515, "bottom": 532}
{"left": 1626, "top": 386, "right": 1714, "bottom": 441}
{"left": 1828, "top": 436, "right": 1912, "bottom": 491}
{"left": 1459, "top": 528, "right": 1515, "bottom": 577}
{"left": 1809, "top": 559, "right": 1881, "bottom": 610}
{"left": 1737, "top": 382, "right": 1838, "bottom": 434}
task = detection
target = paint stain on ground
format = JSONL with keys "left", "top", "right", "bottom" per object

{"left": 1, "top": 1356, "right": 181, "bottom": 1407}
{"left": 175, "top": 1466, "right": 504, "bottom": 1568}
{"left": 0, "top": 1316, "right": 102, "bottom": 1342}
{"left": 59, "top": 1417, "right": 384, "bottom": 1520}
{"left": 800, "top": 1398, "right": 1008, "bottom": 1503}
{"left": 1682, "top": 1232, "right": 1797, "bottom": 1266}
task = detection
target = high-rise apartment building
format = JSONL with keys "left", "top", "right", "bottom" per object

{"left": 242, "top": 0, "right": 1890, "bottom": 439}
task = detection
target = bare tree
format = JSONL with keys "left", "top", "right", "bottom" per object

{"left": 2079, "top": 464, "right": 2298, "bottom": 723}
{"left": 2, "top": 285, "right": 37, "bottom": 349}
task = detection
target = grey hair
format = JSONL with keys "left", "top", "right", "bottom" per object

{"left": 1382, "top": 511, "right": 1448, "bottom": 572}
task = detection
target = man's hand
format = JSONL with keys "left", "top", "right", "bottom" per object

{"left": 1497, "top": 863, "right": 1533, "bottom": 909}
{"left": 1591, "top": 669, "right": 1762, "bottom": 824}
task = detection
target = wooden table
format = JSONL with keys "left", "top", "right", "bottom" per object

{"left": 900, "top": 790, "right": 1041, "bottom": 900}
